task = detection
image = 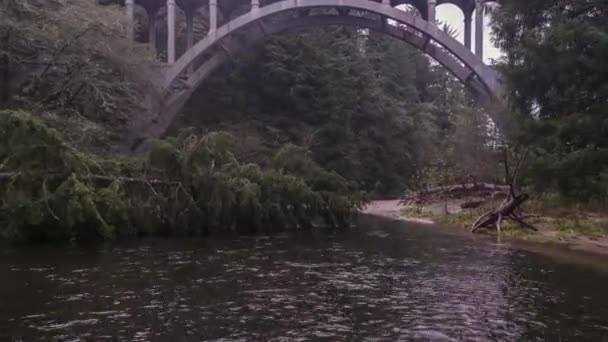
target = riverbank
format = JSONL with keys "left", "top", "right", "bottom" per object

{"left": 363, "top": 200, "right": 608, "bottom": 257}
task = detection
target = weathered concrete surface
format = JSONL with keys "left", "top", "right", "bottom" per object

{"left": 163, "top": 0, "right": 503, "bottom": 98}
{"left": 135, "top": 14, "right": 501, "bottom": 138}
{"left": 126, "top": 0, "right": 505, "bottom": 142}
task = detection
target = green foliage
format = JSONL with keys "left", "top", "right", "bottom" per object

{"left": 0, "top": 0, "right": 154, "bottom": 149}
{"left": 0, "top": 110, "right": 364, "bottom": 242}
{"left": 272, "top": 144, "right": 356, "bottom": 194}
{"left": 0, "top": 1, "right": 512, "bottom": 242}
{"left": 0, "top": 110, "right": 128, "bottom": 241}
{"left": 0, "top": 110, "right": 92, "bottom": 174}
{"left": 143, "top": 131, "right": 366, "bottom": 234}
{"left": 492, "top": 0, "right": 608, "bottom": 203}
{"left": 179, "top": 25, "right": 499, "bottom": 197}
{"left": 554, "top": 218, "right": 608, "bottom": 239}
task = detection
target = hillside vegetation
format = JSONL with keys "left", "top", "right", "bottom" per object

{"left": 2, "top": 0, "right": 604, "bottom": 242}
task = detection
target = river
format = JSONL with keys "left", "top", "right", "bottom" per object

{"left": 1, "top": 216, "right": 608, "bottom": 341}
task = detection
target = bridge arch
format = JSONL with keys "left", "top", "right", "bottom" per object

{"left": 136, "top": 0, "right": 506, "bottom": 138}
{"left": 162, "top": 0, "right": 503, "bottom": 97}
{"left": 180, "top": 15, "right": 490, "bottom": 92}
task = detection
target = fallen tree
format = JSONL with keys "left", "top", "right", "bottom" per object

{"left": 399, "top": 182, "right": 509, "bottom": 214}
{"left": 400, "top": 183, "right": 509, "bottom": 205}
{"left": 0, "top": 110, "right": 366, "bottom": 242}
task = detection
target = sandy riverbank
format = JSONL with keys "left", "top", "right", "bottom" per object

{"left": 363, "top": 200, "right": 435, "bottom": 224}
{"left": 363, "top": 200, "right": 608, "bottom": 257}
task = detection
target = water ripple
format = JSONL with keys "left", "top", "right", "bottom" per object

{"left": 1, "top": 217, "right": 608, "bottom": 340}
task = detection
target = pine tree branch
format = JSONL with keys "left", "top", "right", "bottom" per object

{"left": 0, "top": 171, "right": 178, "bottom": 186}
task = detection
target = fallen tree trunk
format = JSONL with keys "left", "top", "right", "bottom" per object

{"left": 471, "top": 148, "right": 536, "bottom": 233}
{"left": 400, "top": 183, "right": 509, "bottom": 205}
{"left": 471, "top": 193, "right": 535, "bottom": 232}
{"left": 0, "top": 171, "right": 177, "bottom": 186}
{"left": 460, "top": 200, "right": 484, "bottom": 209}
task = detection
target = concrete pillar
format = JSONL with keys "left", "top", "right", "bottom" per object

{"left": 380, "top": 0, "right": 390, "bottom": 29}
{"left": 125, "top": 0, "right": 134, "bottom": 21}
{"left": 475, "top": 0, "right": 484, "bottom": 59}
{"left": 464, "top": 12, "right": 472, "bottom": 50}
{"left": 147, "top": 8, "right": 158, "bottom": 48}
{"left": 125, "top": 0, "right": 135, "bottom": 41}
{"left": 186, "top": 11, "right": 195, "bottom": 50}
{"left": 209, "top": 0, "right": 217, "bottom": 35}
{"left": 427, "top": 0, "right": 437, "bottom": 23}
{"left": 252, "top": 0, "right": 260, "bottom": 10}
{"left": 185, "top": 10, "right": 195, "bottom": 73}
{"left": 167, "top": 0, "right": 176, "bottom": 63}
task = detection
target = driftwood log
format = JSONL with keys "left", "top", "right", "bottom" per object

{"left": 470, "top": 193, "right": 536, "bottom": 232}
{"left": 460, "top": 200, "right": 484, "bottom": 209}
{"left": 471, "top": 148, "right": 537, "bottom": 233}
{"left": 400, "top": 183, "right": 509, "bottom": 206}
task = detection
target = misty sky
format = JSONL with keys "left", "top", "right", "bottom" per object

{"left": 436, "top": 3, "right": 501, "bottom": 63}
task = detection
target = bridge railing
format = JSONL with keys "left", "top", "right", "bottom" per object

{"left": 124, "top": 0, "right": 487, "bottom": 64}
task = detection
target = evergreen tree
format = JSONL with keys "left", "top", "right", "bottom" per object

{"left": 180, "top": 26, "right": 482, "bottom": 196}
{"left": 492, "top": 0, "right": 608, "bottom": 202}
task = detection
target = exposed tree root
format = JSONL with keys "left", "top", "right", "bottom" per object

{"left": 471, "top": 148, "right": 537, "bottom": 234}
{"left": 471, "top": 193, "right": 536, "bottom": 232}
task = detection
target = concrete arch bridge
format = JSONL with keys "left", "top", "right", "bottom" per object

{"left": 123, "top": 0, "right": 503, "bottom": 139}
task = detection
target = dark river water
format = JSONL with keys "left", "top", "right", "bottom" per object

{"left": 2, "top": 216, "right": 608, "bottom": 341}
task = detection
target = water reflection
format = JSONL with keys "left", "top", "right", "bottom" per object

{"left": 1, "top": 216, "right": 607, "bottom": 340}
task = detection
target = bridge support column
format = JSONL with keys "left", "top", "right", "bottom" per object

{"left": 464, "top": 11, "right": 471, "bottom": 50}
{"left": 125, "top": 0, "right": 135, "bottom": 41}
{"left": 167, "top": 0, "right": 176, "bottom": 63}
{"left": 185, "top": 12, "right": 195, "bottom": 74}
{"left": 146, "top": 7, "right": 159, "bottom": 50}
{"left": 209, "top": 0, "right": 218, "bottom": 35}
{"left": 252, "top": 0, "right": 260, "bottom": 10}
{"left": 475, "top": 0, "right": 484, "bottom": 59}
{"left": 186, "top": 11, "right": 195, "bottom": 50}
{"left": 427, "top": 0, "right": 436, "bottom": 23}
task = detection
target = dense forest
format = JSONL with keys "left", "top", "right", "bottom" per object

{"left": 0, "top": 0, "right": 606, "bottom": 242}
{"left": 491, "top": 0, "right": 608, "bottom": 203}
{"left": 179, "top": 27, "right": 501, "bottom": 197}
